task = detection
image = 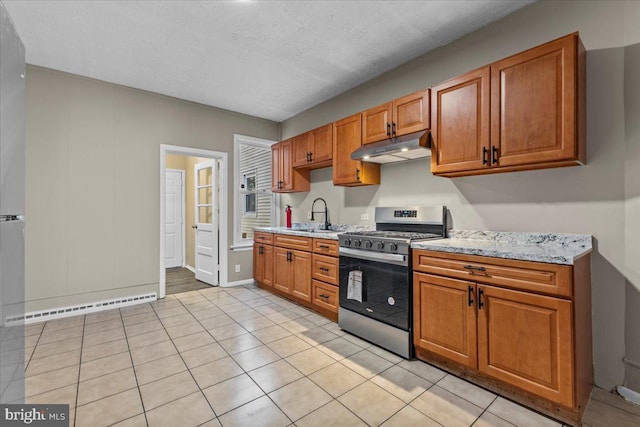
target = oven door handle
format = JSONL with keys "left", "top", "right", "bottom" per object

{"left": 339, "top": 247, "right": 408, "bottom": 266}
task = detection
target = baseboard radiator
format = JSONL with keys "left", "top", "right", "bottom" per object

{"left": 4, "top": 293, "right": 157, "bottom": 326}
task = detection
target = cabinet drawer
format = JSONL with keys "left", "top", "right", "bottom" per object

{"left": 254, "top": 232, "right": 274, "bottom": 245}
{"left": 274, "top": 234, "right": 312, "bottom": 251}
{"left": 413, "top": 250, "right": 572, "bottom": 297}
{"left": 312, "top": 254, "right": 339, "bottom": 285}
{"left": 312, "top": 280, "right": 338, "bottom": 314}
{"left": 313, "top": 238, "right": 339, "bottom": 256}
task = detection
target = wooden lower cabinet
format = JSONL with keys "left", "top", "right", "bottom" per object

{"left": 273, "top": 247, "right": 292, "bottom": 294}
{"left": 413, "top": 249, "right": 592, "bottom": 426}
{"left": 272, "top": 247, "right": 311, "bottom": 301}
{"left": 413, "top": 273, "right": 477, "bottom": 368}
{"left": 291, "top": 250, "right": 312, "bottom": 302}
{"left": 255, "top": 235, "right": 339, "bottom": 321}
{"left": 253, "top": 243, "right": 273, "bottom": 287}
{"left": 477, "top": 285, "right": 574, "bottom": 407}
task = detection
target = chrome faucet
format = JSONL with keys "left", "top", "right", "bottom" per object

{"left": 310, "top": 198, "right": 331, "bottom": 230}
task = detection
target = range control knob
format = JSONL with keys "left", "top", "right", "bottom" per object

{"left": 389, "top": 242, "right": 398, "bottom": 251}
{"left": 343, "top": 238, "right": 352, "bottom": 246}
{"left": 377, "top": 241, "right": 385, "bottom": 250}
{"left": 354, "top": 239, "right": 362, "bottom": 248}
{"left": 364, "top": 240, "right": 373, "bottom": 249}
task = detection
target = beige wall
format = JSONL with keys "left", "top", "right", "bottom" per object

{"left": 280, "top": 0, "right": 640, "bottom": 392}
{"left": 25, "top": 66, "right": 279, "bottom": 312}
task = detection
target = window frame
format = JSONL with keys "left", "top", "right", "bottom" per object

{"left": 232, "top": 134, "right": 279, "bottom": 250}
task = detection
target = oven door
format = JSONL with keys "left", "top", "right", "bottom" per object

{"left": 339, "top": 248, "right": 411, "bottom": 331}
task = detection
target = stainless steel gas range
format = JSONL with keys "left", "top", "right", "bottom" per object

{"left": 338, "top": 206, "right": 447, "bottom": 358}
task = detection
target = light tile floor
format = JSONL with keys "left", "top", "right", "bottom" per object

{"left": 11, "top": 284, "right": 640, "bottom": 426}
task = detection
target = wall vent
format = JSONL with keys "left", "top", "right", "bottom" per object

{"left": 4, "top": 293, "right": 157, "bottom": 326}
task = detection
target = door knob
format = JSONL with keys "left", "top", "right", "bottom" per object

{"left": 192, "top": 225, "right": 198, "bottom": 229}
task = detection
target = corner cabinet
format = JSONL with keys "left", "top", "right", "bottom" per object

{"left": 271, "top": 139, "right": 310, "bottom": 193}
{"left": 332, "top": 113, "right": 380, "bottom": 186}
{"left": 413, "top": 250, "right": 592, "bottom": 426}
{"left": 431, "top": 33, "right": 585, "bottom": 177}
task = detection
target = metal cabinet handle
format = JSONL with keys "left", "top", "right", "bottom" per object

{"left": 319, "top": 294, "right": 330, "bottom": 299}
{"left": 192, "top": 225, "right": 198, "bottom": 229}
{"left": 482, "top": 147, "right": 488, "bottom": 165}
{"left": 309, "top": 152, "right": 313, "bottom": 162}
{"left": 468, "top": 286, "right": 474, "bottom": 307}
{"left": 478, "top": 288, "right": 485, "bottom": 309}
{"left": 319, "top": 267, "right": 329, "bottom": 272}
{"left": 463, "top": 265, "right": 486, "bottom": 272}
{"left": 391, "top": 122, "right": 396, "bottom": 137}
{"left": 258, "top": 246, "right": 264, "bottom": 255}
{"left": 356, "top": 168, "right": 360, "bottom": 181}
{"left": 492, "top": 146, "right": 498, "bottom": 164}
{"left": 319, "top": 245, "right": 330, "bottom": 249}
{"left": 386, "top": 122, "right": 391, "bottom": 138}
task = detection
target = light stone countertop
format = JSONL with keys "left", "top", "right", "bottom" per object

{"left": 254, "top": 224, "right": 374, "bottom": 241}
{"left": 411, "top": 230, "right": 593, "bottom": 265}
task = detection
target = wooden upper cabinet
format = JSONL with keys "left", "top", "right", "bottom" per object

{"left": 292, "top": 133, "right": 311, "bottom": 168}
{"left": 393, "top": 89, "right": 430, "bottom": 137}
{"left": 431, "top": 67, "right": 491, "bottom": 175}
{"left": 362, "top": 102, "right": 393, "bottom": 144}
{"left": 477, "top": 285, "right": 574, "bottom": 408}
{"left": 362, "top": 90, "right": 430, "bottom": 145}
{"left": 309, "top": 124, "right": 333, "bottom": 166}
{"left": 271, "top": 139, "right": 310, "bottom": 193}
{"left": 431, "top": 33, "right": 585, "bottom": 177}
{"left": 333, "top": 113, "right": 380, "bottom": 186}
{"left": 291, "top": 124, "right": 333, "bottom": 169}
{"left": 491, "top": 34, "right": 583, "bottom": 167}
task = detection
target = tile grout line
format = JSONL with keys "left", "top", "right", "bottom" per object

{"left": 119, "top": 305, "right": 150, "bottom": 427}
{"left": 23, "top": 321, "right": 45, "bottom": 372}
{"left": 72, "top": 315, "right": 86, "bottom": 427}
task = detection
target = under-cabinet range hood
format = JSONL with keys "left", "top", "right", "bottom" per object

{"left": 351, "top": 130, "right": 431, "bottom": 164}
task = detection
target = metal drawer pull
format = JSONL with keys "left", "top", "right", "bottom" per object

{"left": 478, "top": 288, "right": 485, "bottom": 309}
{"left": 468, "top": 286, "right": 474, "bottom": 307}
{"left": 365, "top": 307, "right": 374, "bottom": 313}
{"left": 463, "top": 265, "right": 486, "bottom": 272}
{"left": 319, "top": 245, "right": 330, "bottom": 249}
{"left": 319, "top": 294, "right": 330, "bottom": 299}
{"left": 319, "top": 267, "right": 329, "bottom": 272}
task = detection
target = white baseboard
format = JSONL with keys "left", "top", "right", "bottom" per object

{"left": 617, "top": 386, "right": 640, "bottom": 406}
{"left": 185, "top": 265, "right": 196, "bottom": 274}
{"left": 5, "top": 293, "right": 157, "bottom": 326}
{"left": 222, "top": 279, "right": 255, "bottom": 288}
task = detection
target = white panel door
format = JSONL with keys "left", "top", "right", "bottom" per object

{"left": 194, "top": 160, "right": 218, "bottom": 285}
{"left": 165, "top": 169, "right": 183, "bottom": 268}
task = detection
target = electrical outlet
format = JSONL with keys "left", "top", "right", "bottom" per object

{"left": 307, "top": 211, "right": 312, "bottom": 219}
{"left": 360, "top": 213, "right": 369, "bottom": 221}
{"left": 235, "top": 264, "right": 240, "bottom": 273}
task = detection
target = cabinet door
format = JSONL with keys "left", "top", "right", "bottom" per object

{"left": 273, "top": 247, "right": 291, "bottom": 294}
{"left": 253, "top": 245, "right": 264, "bottom": 283}
{"left": 279, "top": 139, "right": 293, "bottom": 191}
{"left": 477, "top": 285, "right": 574, "bottom": 407}
{"left": 271, "top": 143, "right": 281, "bottom": 192}
{"left": 333, "top": 113, "right": 363, "bottom": 185}
{"left": 431, "top": 67, "right": 490, "bottom": 175}
{"left": 362, "top": 102, "right": 392, "bottom": 144}
{"left": 413, "top": 273, "right": 477, "bottom": 368}
{"left": 292, "top": 132, "right": 310, "bottom": 168}
{"left": 262, "top": 245, "right": 274, "bottom": 287}
{"left": 491, "top": 35, "right": 578, "bottom": 167}
{"left": 393, "top": 89, "right": 430, "bottom": 136}
{"left": 291, "top": 250, "right": 312, "bottom": 302}
{"left": 309, "top": 124, "right": 333, "bottom": 164}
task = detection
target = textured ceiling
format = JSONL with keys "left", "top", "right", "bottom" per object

{"left": 3, "top": 0, "right": 533, "bottom": 122}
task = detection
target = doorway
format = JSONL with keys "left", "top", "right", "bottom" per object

{"left": 160, "top": 145, "right": 228, "bottom": 299}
